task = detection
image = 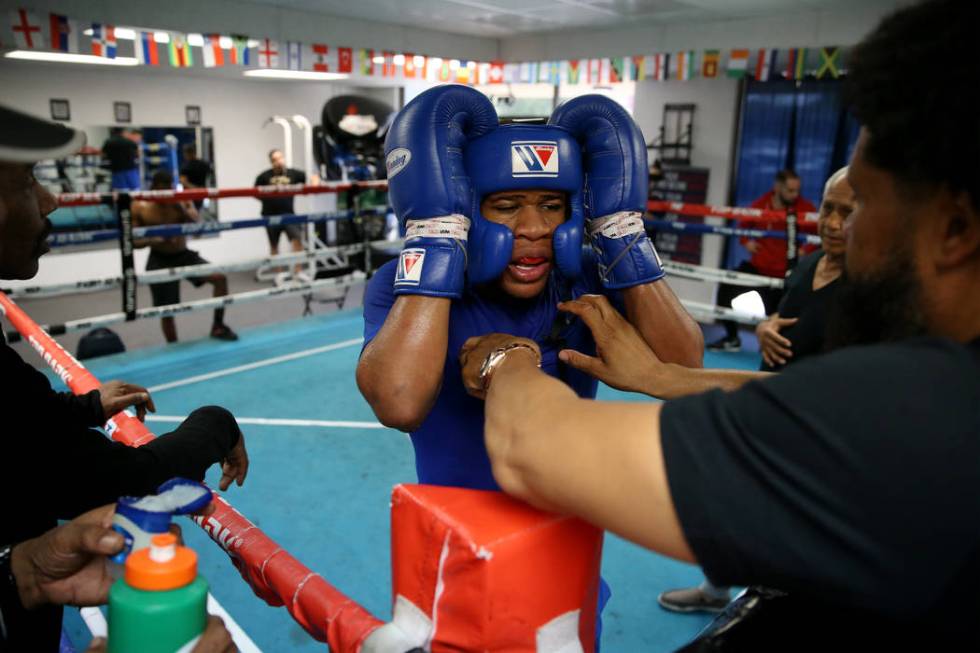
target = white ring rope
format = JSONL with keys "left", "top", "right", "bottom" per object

{"left": 5, "top": 241, "right": 392, "bottom": 299}
{"left": 22, "top": 273, "right": 366, "bottom": 335}
{"left": 661, "top": 261, "right": 785, "bottom": 289}
{"left": 682, "top": 299, "right": 765, "bottom": 326}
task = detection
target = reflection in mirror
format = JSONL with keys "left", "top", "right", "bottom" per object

{"left": 36, "top": 125, "right": 217, "bottom": 238}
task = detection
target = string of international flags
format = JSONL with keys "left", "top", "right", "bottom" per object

{"left": 6, "top": 7, "right": 847, "bottom": 84}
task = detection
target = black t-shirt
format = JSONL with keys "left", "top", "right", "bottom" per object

{"left": 661, "top": 336, "right": 980, "bottom": 649}
{"left": 180, "top": 158, "right": 212, "bottom": 188}
{"left": 761, "top": 250, "right": 840, "bottom": 372}
{"left": 254, "top": 167, "right": 306, "bottom": 215}
{"left": 101, "top": 135, "right": 138, "bottom": 172}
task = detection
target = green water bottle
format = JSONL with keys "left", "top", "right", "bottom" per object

{"left": 108, "top": 532, "right": 209, "bottom": 653}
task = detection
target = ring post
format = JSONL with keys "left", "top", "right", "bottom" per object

{"left": 116, "top": 193, "right": 138, "bottom": 321}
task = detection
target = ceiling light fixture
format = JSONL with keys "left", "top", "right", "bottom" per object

{"left": 5, "top": 50, "right": 139, "bottom": 66}
{"left": 244, "top": 69, "right": 350, "bottom": 81}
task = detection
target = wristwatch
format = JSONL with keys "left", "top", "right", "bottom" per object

{"left": 479, "top": 342, "right": 542, "bottom": 391}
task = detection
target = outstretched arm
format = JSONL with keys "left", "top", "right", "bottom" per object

{"left": 559, "top": 294, "right": 770, "bottom": 399}
{"left": 473, "top": 346, "right": 695, "bottom": 561}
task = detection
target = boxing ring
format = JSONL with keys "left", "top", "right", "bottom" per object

{"left": 0, "top": 182, "right": 808, "bottom": 651}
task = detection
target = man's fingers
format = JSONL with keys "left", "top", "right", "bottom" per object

{"left": 86, "top": 637, "right": 108, "bottom": 653}
{"left": 64, "top": 521, "right": 124, "bottom": 557}
{"left": 196, "top": 615, "right": 235, "bottom": 653}
{"left": 776, "top": 317, "right": 799, "bottom": 327}
{"left": 772, "top": 343, "right": 792, "bottom": 358}
{"left": 774, "top": 334, "right": 793, "bottom": 348}
{"left": 558, "top": 349, "right": 601, "bottom": 375}
{"left": 558, "top": 299, "right": 606, "bottom": 334}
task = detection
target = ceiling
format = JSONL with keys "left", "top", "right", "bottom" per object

{"left": 246, "top": 0, "right": 868, "bottom": 38}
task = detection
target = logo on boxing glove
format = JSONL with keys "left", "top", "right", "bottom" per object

{"left": 511, "top": 141, "right": 559, "bottom": 178}
{"left": 386, "top": 148, "right": 412, "bottom": 179}
{"left": 395, "top": 248, "right": 426, "bottom": 285}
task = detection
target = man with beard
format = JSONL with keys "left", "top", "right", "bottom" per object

{"left": 459, "top": 0, "right": 980, "bottom": 648}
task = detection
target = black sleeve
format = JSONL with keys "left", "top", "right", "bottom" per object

{"left": 6, "top": 347, "right": 103, "bottom": 428}
{"left": 48, "top": 406, "right": 241, "bottom": 518}
{"left": 660, "top": 338, "right": 980, "bottom": 619}
{"left": 50, "top": 389, "right": 104, "bottom": 427}
{"left": 254, "top": 171, "right": 265, "bottom": 186}
{"left": 294, "top": 169, "right": 306, "bottom": 183}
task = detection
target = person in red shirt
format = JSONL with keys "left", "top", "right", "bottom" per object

{"left": 707, "top": 169, "right": 818, "bottom": 352}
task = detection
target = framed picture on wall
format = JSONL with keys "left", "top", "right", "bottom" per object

{"left": 186, "top": 105, "right": 201, "bottom": 125}
{"left": 114, "top": 101, "right": 132, "bottom": 124}
{"left": 49, "top": 98, "right": 70, "bottom": 121}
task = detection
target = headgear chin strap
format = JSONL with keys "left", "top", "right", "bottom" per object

{"left": 463, "top": 124, "right": 584, "bottom": 284}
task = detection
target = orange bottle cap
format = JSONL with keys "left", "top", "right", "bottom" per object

{"left": 125, "top": 533, "right": 197, "bottom": 590}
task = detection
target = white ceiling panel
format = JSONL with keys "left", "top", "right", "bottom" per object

{"left": 237, "top": 0, "right": 896, "bottom": 38}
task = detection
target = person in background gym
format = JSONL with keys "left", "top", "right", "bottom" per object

{"left": 132, "top": 169, "right": 238, "bottom": 343}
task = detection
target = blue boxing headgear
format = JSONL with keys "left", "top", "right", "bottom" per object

{"left": 463, "top": 124, "right": 584, "bottom": 284}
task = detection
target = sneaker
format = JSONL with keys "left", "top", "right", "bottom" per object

{"left": 210, "top": 324, "right": 239, "bottom": 341}
{"left": 295, "top": 270, "right": 313, "bottom": 284}
{"left": 706, "top": 336, "right": 741, "bottom": 352}
{"left": 657, "top": 586, "right": 731, "bottom": 614}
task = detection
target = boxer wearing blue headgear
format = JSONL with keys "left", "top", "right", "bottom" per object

{"left": 360, "top": 84, "right": 701, "bottom": 486}
{"left": 360, "top": 84, "right": 701, "bottom": 649}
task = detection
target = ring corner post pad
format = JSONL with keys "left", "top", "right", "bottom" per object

{"left": 115, "top": 192, "right": 138, "bottom": 321}
{"left": 381, "top": 484, "right": 603, "bottom": 652}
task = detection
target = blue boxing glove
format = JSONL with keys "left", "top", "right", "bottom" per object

{"left": 549, "top": 95, "right": 664, "bottom": 289}
{"left": 384, "top": 85, "right": 498, "bottom": 298}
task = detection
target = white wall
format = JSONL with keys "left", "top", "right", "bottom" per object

{"left": 632, "top": 77, "right": 741, "bottom": 303}
{"left": 0, "top": 59, "right": 400, "bottom": 288}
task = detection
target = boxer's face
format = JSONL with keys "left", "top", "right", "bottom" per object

{"left": 818, "top": 175, "right": 854, "bottom": 259}
{"left": 481, "top": 189, "right": 566, "bottom": 299}
{"left": 0, "top": 163, "right": 57, "bottom": 280}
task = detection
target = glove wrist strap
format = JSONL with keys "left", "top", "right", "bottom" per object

{"left": 405, "top": 215, "right": 470, "bottom": 241}
{"left": 588, "top": 211, "right": 645, "bottom": 239}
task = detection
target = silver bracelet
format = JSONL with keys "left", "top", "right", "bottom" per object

{"left": 478, "top": 343, "right": 542, "bottom": 392}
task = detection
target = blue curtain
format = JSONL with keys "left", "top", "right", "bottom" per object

{"left": 727, "top": 79, "right": 859, "bottom": 268}
{"left": 793, "top": 81, "right": 842, "bottom": 204}
{"left": 733, "top": 81, "right": 796, "bottom": 207}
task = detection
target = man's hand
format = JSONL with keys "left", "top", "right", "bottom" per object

{"left": 557, "top": 294, "right": 665, "bottom": 395}
{"left": 744, "top": 239, "right": 760, "bottom": 254}
{"left": 755, "top": 315, "right": 798, "bottom": 367}
{"left": 459, "top": 333, "right": 541, "bottom": 400}
{"left": 219, "top": 435, "right": 249, "bottom": 491}
{"left": 86, "top": 615, "right": 237, "bottom": 652}
{"left": 12, "top": 505, "right": 123, "bottom": 610}
{"left": 98, "top": 380, "right": 156, "bottom": 421}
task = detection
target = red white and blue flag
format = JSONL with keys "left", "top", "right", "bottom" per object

{"left": 48, "top": 13, "right": 77, "bottom": 53}
{"left": 136, "top": 31, "right": 159, "bottom": 65}
{"left": 91, "top": 23, "right": 116, "bottom": 59}
{"left": 754, "top": 48, "right": 775, "bottom": 81}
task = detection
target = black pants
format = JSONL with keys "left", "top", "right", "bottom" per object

{"left": 716, "top": 261, "right": 784, "bottom": 339}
